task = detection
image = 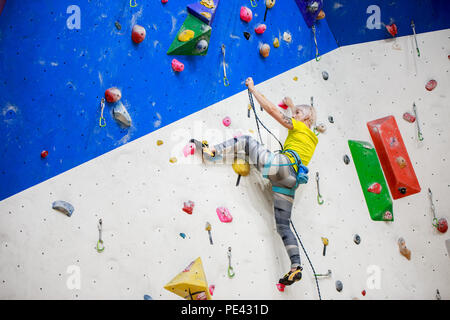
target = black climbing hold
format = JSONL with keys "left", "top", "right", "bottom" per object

{"left": 399, "top": 187, "right": 407, "bottom": 194}
{"left": 243, "top": 32, "right": 251, "bottom": 40}
{"left": 115, "top": 21, "right": 122, "bottom": 31}
{"left": 343, "top": 155, "right": 350, "bottom": 165}
{"left": 353, "top": 234, "right": 361, "bottom": 245}
{"left": 328, "top": 116, "right": 334, "bottom": 123}
{"left": 336, "top": 280, "right": 343, "bottom": 292}
{"left": 322, "top": 71, "right": 329, "bottom": 80}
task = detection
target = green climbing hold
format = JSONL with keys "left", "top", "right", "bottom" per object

{"left": 167, "top": 14, "right": 212, "bottom": 56}
{"left": 348, "top": 140, "right": 393, "bottom": 222}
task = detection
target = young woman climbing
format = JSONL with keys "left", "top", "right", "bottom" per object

{"left": 190, "top": 77, "right": 318, "bottom": 287}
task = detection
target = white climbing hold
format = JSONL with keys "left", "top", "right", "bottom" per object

{"left": 113, "top": 101, "right": 132, "bottom": 127}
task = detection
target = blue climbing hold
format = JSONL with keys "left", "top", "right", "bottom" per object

{"left": 144, "top": 294, "right": 152, "bottom": 300}
{"left": 52, "top": 201, "right": 74, "bottom": 217}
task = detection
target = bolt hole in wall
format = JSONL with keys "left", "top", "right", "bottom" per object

{"left": 0, "top": 0, "right": 450, "bottom": 301}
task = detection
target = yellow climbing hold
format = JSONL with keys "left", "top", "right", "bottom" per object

{"left": 293, "top": 76, "right": 298, "bottom": 81}
{"left": 200, "top": 0, "right": 215, "bottom": 9}
{"left": 157, "top": 140, "right": 163, "bottom": 146}
{"left": 178, "top": 30, "right": 195, "bottom": 42}
{"left": 200, "top": 12, "right": 212, "bottom": 19}
{"left": 249, "top": 129, "right": 254, "bottom": 133}
{"left": 232, "top": 158, "right": 250, "bottom": 177}
{"left": 273, "top": 38, "right": 280, "bottom": 48}
{"left": 164, "top": 257, "right": 212, "bottom": 300}
{"left": 169, "top": 157, "right": 177, "bottom": 163}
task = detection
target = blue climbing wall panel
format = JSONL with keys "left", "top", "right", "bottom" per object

{"left": 0, "top": 0, "right": 337, "bottom": 201}
{"left": 323, "top": 0, "right": 450, "bottom": 47}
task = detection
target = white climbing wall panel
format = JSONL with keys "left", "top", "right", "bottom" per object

{"left": 1, "top": 29, "right": 449, "bottom": 300}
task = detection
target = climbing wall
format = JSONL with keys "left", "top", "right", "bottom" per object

{"left": 1, "top": 2, "right": 450, "bottom": 300}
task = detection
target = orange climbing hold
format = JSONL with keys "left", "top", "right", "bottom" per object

{"left": 260, "top": 44, "right": 270, "bottom": 58}
{"left": 131, "top": 25, "right": 146, "bottom": 43}
{"left": 105, "top": 87, "right": 122, "bottom": 103}
{"left": 367, "top": 116, "right": 421, "bottom": 199}
{"left": 398, "top": 237, "right": 411, "bottom": 260}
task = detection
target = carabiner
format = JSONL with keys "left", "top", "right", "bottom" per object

{"left": 130, "top": 0, "right": 138, "bottom": 8}
{"left": 250, "top": 0, "right": 257, "bottom": 8}
{"left": 221, "top": 45, "right": 230, "bottom": 87}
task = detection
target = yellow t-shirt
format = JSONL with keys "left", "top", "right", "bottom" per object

{"left": 283, "top": 118, "right": 318, "bottom": 170}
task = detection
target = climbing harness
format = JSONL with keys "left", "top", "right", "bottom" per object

{"left": 221, "top": 45, "right": 229, "bottom": 87}
{"left": 411, "top": 20, "right": 420, "bottom": 58}
{"left": 97, "top": 219, "right": 105, "bottom": 253}
{"left": 412, "top": 102, "right": 423, "bottom": 141}
{"left": 247, "top": 89, "right": 321, "bottom": 299}
{"left": 312, "top": 25, "right": 321, "bottom": 61}
{"left": 250, "top": 0, "right": 258, "bottom": 8}
{"left": 130, "top": 0, "right": 137, "bottom": 8}
{"left": 316, "top": 172, "right": 324, "bottom": 205}
{"left": 227, "top": 247, "right": 235, "bottom": 278}
{"left": 99, "top": 98, "right": 106, "bottom": 127}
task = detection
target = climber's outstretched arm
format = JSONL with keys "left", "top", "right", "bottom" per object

{"left": 246, "top": 77, "right": 294, "bottom": 130}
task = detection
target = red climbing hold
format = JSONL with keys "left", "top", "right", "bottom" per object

{"left": 132, "top": 25, "right": 146, "bottom": 43}
{"left": 386, "top": 23, "right": 398, "bottom": 37}
{"left": 182, "top": 201, "right": 195, "bottom": 214}
{"left": 278, "top": 102, "right": 289, "bottom": 110}
{"left": 209, "top": 285, "right": 215, "bottom": 296}
{"left": 161, "top": 0, "right": 168, "bottom": 3}
{"left": 276, "top": 283, "right": 285, "bottom": 292}
{"left": 240, "top": 6, "right": 252, "bottom": 23}
{"left": 362, "top": 290, "right": 366, "bottom": 296}
{"left": 368, "top": 182, "right": 382, "bottom": 194}
{"left": 403, "top": 112, "right": 416, "bottom": 123}
{"left": 255, "top": 24, "right": 267, "bottom": 35}
{"left": 436, "top": 218, "right": 448, "bottom": 233}
{"left": 425, "top": 80, "right": 437, "bottom": 91}
{"left": 41, "top": 150, "right": 48, "bottom": 158}
{"left": 105, "top": 87, "right": 122, "bottom": 103}
{"left": 171, "top": 59, "right": 184, "bottom": 72}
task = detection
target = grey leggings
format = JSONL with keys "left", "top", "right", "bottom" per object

{"left": 214, "top": 135, "right": 301, "bottom": 268}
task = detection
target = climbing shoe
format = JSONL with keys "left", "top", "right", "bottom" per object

{"left": 279, "top": 266, "right": 303, "bottom": 286}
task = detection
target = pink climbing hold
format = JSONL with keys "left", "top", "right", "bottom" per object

{"left": 209, "top": 285, "right": 215, "bottom": 296}
{"left": 216, "top": 207, "right": 233, "bottom": 223}
{"left": 368, "top": 182, "right": 382, "bottom": 194}
{"left": 403, "top": 112, "right": 416, "bottom": 123}
{"left": 386, "top": 23, "right": 398, "bottom": 37}
{"left": 425, "top": 79, "right": 437, "bottom": 91}
{"left": 182, "top": 201, "right": 195, "bottom": 215}
{"left": 276, "top": 283, "right": 285, "bottom": 292}
{"left": 161, "top": 0, "right": 168, "bottom": 3}
{"left": 255, "top": 24, "right": 267, "bottom": 34}
{"left": 278, "top": 102, "right": 288, "bottom": 110}
{"left": 131, "top": 25, "right": 146, "bottom": 43}
{"left": 105, "top": 87, "right": 122, "bottom": 103}
{"left": 183, "top": 142, "right": 195, "bottom": 157}
{"left": 222, "top": 116, "right": 231, "bottom": 127}
{"left": 171, "top": 59, "right": 184, "bottom": 72}
{"left": 240, "top": 6, "right": 253, "bottom": 23}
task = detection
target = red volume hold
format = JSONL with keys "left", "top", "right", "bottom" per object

{"left": 367, "top": 116, "right": 421, "bottom": 199}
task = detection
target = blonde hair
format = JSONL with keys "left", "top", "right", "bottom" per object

{"left": 295, "top": 105, "right": 317, "bottom": 128}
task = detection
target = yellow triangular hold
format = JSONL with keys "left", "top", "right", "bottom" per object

{"left": 164, "top": 257, "right": 212, "bottom": 300}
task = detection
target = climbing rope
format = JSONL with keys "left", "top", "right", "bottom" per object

{"left": 290, "top": 220, "right": 322, "bottom": 300}
{"left": 248, "top": 90, "right": 283, "bottom": 149}
{"left": 247, "top": 89, "right": 322, "bottom": 300}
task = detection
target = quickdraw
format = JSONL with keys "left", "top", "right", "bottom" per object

{"left": 412, "top": 102, "right": 423, "bottom": 141}
{"left": 411, "top": 20, "right": 420, "bottom": 58}
{"left": 221, "top": 45, "right": 230, "bottom": 87}
{"left": 99, "top": 98, "right": 106, "bottom": 127}
{"left": 227, "top": 247, "right": 235, "bottom": 278}
{"left": 97, "top": 219, "right": 105, "bottom": 253}
{"left": 316, "top": 172, "right": 324, "bottom": 205}
{"left": 312, "top": 25, "right": 321, "bottom": 62}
